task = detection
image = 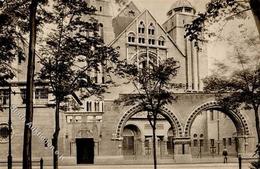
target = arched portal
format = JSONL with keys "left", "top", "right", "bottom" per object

{"left": 184, "top": 101, "right": 250, "bottom": 137}
{"left": 122, "top": 124, "right": 141, "bottom": 156}
{"left": 115, "top": 105, "right": 183, "bottom": 139}
{"left": 184, "top": 101, "right": 251, "bottom": 158}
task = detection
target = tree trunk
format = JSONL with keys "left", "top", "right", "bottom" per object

{"left": 152, "top": 120, "right": 157, "bottom": 169}
{"left": 250, "top": 0, "right": 260, "bottom": 35}
{"left": 253, "top": 106, "right": 260, "bottom": 159}
{"left": 23, "top": 1, "right": 38, "bottom": 169}
{"left": 53, "top": 99, "right": 60, "bottom": 169}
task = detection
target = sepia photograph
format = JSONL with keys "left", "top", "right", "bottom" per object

{"left": 0, "top": 0, "right": 260, "bottom": 168}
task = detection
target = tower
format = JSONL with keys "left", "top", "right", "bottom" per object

{"left": 163, "top": 0, "right": 196, "bottom": 54}
{"left": 163, "top": 0, "right": 207, "bottom": 91}
{"left": 86, "top": 0, "right": 115, "bottom": 44}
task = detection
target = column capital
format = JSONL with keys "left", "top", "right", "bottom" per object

{"left": 173, "top": 137, "right": 191, "bottom": 144}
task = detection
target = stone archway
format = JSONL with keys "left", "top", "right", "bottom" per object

{"left": 184, "top": 101, "right": 250, "bottom": 138}
{"left": 115, "top": 105, "right": 183, "bottom": 139}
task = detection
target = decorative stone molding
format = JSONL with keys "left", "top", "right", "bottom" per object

{"left": 115, "top": 105, "right": 183, "bottom": 138}
{"left": 184, "top": 101, "right": 250, "bottom": 137}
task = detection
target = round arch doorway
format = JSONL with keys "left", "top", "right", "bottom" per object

{"left": 122, "top": 124, "right": 141, "bottom": 157}
{"left": 185, "top": 101, "right": 251, "bottom": 159}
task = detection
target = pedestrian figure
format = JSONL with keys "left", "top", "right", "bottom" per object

{"left": 223, "top": 147, "right": 228, "bottom": 163}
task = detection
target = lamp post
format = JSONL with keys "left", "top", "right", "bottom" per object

{"left": 8, "top": 84, "right": 12, "bottom": 169}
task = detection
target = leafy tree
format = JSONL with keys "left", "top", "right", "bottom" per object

{"left": 185, "top": 0, "right": 260, "bottom": 42}
{"left": 1, "top": 1, "right": 49, "bottom": 168}
{"left": 203, "top": 34, "right": 260, "bottom": 160}
{"left": 38, "top": 1, "right": 119, "bottom": 169}
{"left": 115, "top": 58, "right": 179, "bottom": 169}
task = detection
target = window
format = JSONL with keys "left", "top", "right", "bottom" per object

{"left": 0, "top": 89, "right": 9, "bottom": 105}
{"left": 223, "top": 138, "right": 226, "bottom": 147}
{"left": 138, "top": 21, "right": 145, "bottom": 34}
{"left": 100, "top": 6, "right": 102, "bottom": 12}
{"left": 138, "top": 37, "right": 145, "bottom": 44}
{"left": 94, "top": 101, "right": 99, "bottom": 112}
{"left": 66, "top": 116, "right": 73, "bottom": 123}
{"left": 228, "top": 138, "right": 232, "bottom": 146}
{"left": 75, "top": 116, "right": 82, "bottom": 123}
{"left": 193, "top": 139, "right": 198, "bottom": 147}
{"left": 148, "top": 39, "right": 155, "bottom": 45}
{"left": 128, "top": 32, "right": 135, "bottom": 43}
{"left": 99, "top": 23, "right": 104, "bottom": 38}
{"left": 20, "top": 89, "right": 26, "bottom": 104}
{"left": 148, "top": 23, "right": 155, "bottom": 35}
{"left": 174, "top": 7, "right": 182, "bottom": 13}
{"left": 200, "top": 139, "right": 204, "bottom": 146}
{"left": 35, "top": 88, "right": 48, "bottom": 100}
{"left": 86, "top": 101, "right": 92, "bottom": 111}
{"left": 193, "top": 134, "right": 197, "bottom": 138}
{"left": 158, "top": 36, "right": 165, "bottom": 46}
{"left": 210, "top": 109, "right": 214, "bottom": 120}
{"left": 210, "top": 139, "right": 215, "bottom": 146}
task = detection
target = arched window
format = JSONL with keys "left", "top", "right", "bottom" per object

{"left": 99, "top": 23, "right": 104, "bottom": 39}
{"left": 158, "top": 36, "right": 165, "bottom": 46}
{"left": 138, "top": 21, "right": 145, "bottom": 34}
{"left": 148, "top": 23, "right": 155, "bottom": 35}
{"left": 128, "top": 32, "right": 135, "bottom": 43}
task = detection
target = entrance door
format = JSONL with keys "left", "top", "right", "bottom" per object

{"left": 76, "top": 138, "right": 94, "bottom": 164}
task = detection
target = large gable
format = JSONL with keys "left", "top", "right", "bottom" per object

{"left": 110, "top": 9, "right": 185, "bottom": 58}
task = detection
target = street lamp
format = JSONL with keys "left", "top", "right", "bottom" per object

{"left": 1, "top": 80, "right": 12, "bottom": 169}
{"left": 7, "top": 83, "right": 12, "bottom": 169}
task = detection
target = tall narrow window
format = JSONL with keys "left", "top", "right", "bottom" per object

{"left": 99, "top": 23, "right": 104, "bottom": 39}
{"left": 210, "top": 109, "right": 214, "bottom": 121}
{"left": 138, "top": 21, "right": 145, "bottom": 34}
{"left": 94, "top": 101, "right": 100, "bottom": 112}
{"left": 86, "top": 101, "right": 92, "bottom": 112}
{"left": 128, "top": 32, "right": 135, "bottom": 43}
{"left": 148, "top": 23, "right": 155, "bottom": 35}
{"left": 0, "top": 89, "right": 9, "bottom": 105}
{"left": 20, "top": 89, "right": 26, "bottom": 104}
{"left": 158, "top": 36, "right": 165, "bottom": 46}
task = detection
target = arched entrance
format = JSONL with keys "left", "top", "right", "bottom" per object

{"left": 167, "top": 127, "right": 175, "bottom": 155}
{"left": 184, "top": 101, "right": 251, "bottom": 158}
{"left": 122, "top": 124, "right": 141, "bottom": 157}
{"left": 115, "top": 105, "right": 182, "bottom": 159}
{"left": 115, "top": 105, "right": 182, "bottom": 139}
{"left": 76, "top": 129, "right": 95, "bottom": 164}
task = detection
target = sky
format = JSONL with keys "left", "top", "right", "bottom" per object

{"left": 111, "top": 0, "right": 209, "bottom": 23}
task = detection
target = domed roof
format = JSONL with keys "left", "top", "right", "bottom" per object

{"left": 170, "top": 0, "right": 193, "bottom": 10}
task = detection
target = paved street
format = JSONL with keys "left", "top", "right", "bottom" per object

{"left": 0, "top": 163, "right": 251, "bottom": 169}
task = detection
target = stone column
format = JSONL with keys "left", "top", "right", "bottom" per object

{"left": 141, "top": 137, "right": 145, "bottom": 156}
{"left": 237, "top": 135, "right": 246, "bottom": 155}
{"left": 162, "top": 137, "right": 168, "bottom": 156}
{"left": 173, "top": 138, "right": 192, "bottom": 163}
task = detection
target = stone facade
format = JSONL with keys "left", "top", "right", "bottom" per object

{"left": 0, "top": 0, "right": 257, "bottom": 165}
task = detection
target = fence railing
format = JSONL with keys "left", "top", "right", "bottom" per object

{"left": 0, "top": 158, "right": 43, "bottom": 169}
{"left": 238, "top": 155, "right": 259, "bottom": 169}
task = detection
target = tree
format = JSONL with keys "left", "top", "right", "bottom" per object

{"left": 1, "top": 1, "right": 49, "bottom": 168}
{"left": 38, "top": 1, "right": 119, "bottom": 168}
{"left": 185, "top": 0, "right": 260, "bottom": 42}
{"left": 115, "top": 58, "right": 179, "bottom": 169}
{"left": 203, "top": 36, "right": 260, "bottom": 161}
